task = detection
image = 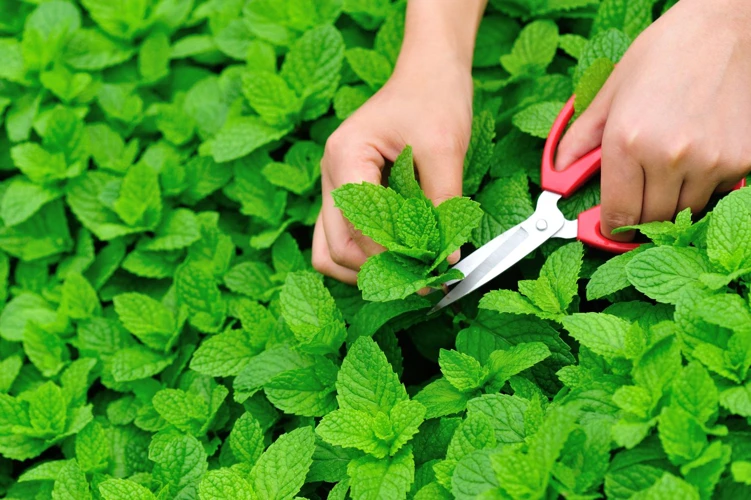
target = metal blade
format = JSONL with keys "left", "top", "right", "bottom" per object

{"left": 430, "top": 227, "right": 528, "bottom": 312}
{"left": 439, "top": 224, "right": 521, "bottom": 288}
{"left": 429, "top": 190, "right": 566, "bottom": 313}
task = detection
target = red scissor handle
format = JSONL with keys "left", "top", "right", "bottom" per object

{"left": 542, "top": 96, "right": 747, "bottom": 254}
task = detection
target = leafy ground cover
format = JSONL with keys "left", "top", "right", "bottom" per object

{"left": 2, "top": 0, "right": 751, "bottom": 499}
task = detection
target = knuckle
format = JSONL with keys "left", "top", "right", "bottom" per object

{"left": 426, "top": 130, "right": 468, "bottom": 159}
{"left": 328, "top": 240, "right": 349, "bottom": 266}
{"left": 323, "top": 128, "right": 351, "bottom": 165}
{"left": 311, "top": 251, "right": 331, "bottom": 275}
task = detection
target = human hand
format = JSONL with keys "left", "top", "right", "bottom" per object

{"left": 312, "top": 0, "right": 486, "bottom": 283}
{"left": 556, "top": 0, "right": 751, "bottom": 241}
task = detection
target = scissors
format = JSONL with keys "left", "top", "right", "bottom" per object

{"left": 430, "top": 95, "right": 747, "bottom": 313}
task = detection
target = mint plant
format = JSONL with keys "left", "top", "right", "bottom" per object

{"left": 332, "top": 146, "right": 483, "bottom": 301}
{"left": 1, "top": 1, "right": 750, "bottom": 499}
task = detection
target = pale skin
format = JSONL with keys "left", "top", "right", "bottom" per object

{"left": 313, "top": 0, "right": 751, "bottom": 284}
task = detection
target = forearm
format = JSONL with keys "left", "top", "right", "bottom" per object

{"left": 396, "top": 0, "right": 488, "bottom": 72}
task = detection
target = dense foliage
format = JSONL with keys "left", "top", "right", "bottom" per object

{"left": 1, "top": 0, "right": 750, "bottom": 499}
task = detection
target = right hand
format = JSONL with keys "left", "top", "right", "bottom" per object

{"left": 312, "top": 55, "right": 474, "bottom": 284}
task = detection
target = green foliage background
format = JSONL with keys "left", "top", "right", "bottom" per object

{"left": 1, "top": 0, "right": 750, "bottom": 499}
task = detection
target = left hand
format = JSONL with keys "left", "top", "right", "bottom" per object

{"left": 555, "top": 0, "right": 751, "bottom": 241}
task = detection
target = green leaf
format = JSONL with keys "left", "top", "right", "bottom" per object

{"left": 587, "top": 246, "right": 646, "bottom": 300}
{"left": 413, "top": 378, "right": 470, "bottom": 420}
{"left": 658, "top": 404, "right": 706, "bottom": 465}
{"left": 561, "top": 313, "right": 629, "bottom": 360}
{"left": 485, "top": 342, "right": 551, "bottom": 392}
{"left": 138, "top": 31, "right": 170, "bottom": 83}
{"left": 433, "top": 197, "right": 484, "bottom": 267}
{"left": 98, "top": 478, "right": 157, "bottom": 500}
{"left": 75, "top": 421, "right": 109, "bottom": 473}
{"left": 332, "top": 183, "right": 403, "bottom": 249}
{"left": 280, "top": 25, "right": 345, "bottom": 120}
{"left": 52, "top": 460, "right": 91, "bottom": 500}
{"left": 1, "top": 178, "right": 61, "bottom": 227}
{"left": 574, "top": 58, "right": 614, "bottom": 117}
{"left": 345, "top": 48, "right": 392, "bottom": 89}
{"left": 149, "top": 432, "right": 207, "bottom": 497}
{"left": 242, "top": 71, "right": 302, "bottom": 127}
{"left": 264, "top": 358, "right": 338, "bottom": 416}
{"left": 250, "top": 427, "right": 316, "bottom": 500}
{"left": 463, "top": 110, "right": 496, "bottom": 195}
{"left": 229, "top": 412, "right": 265, "bottom": 466}
{"left": 592, "top": 0, "right": 656, "bottom": 39}
{"left": 190, "top": 329, "right": 256, "bottom": 377}
{"left": 140, "top": 209, "right": 201, "bottom": 251}
{"left": 113, "top": 163, "right": 162, "bottom": 229}
{"left": 347, "top": 446, "right": 415, "bottom": 500}
{"left": 111, "top": 346, "right": 175, "bottom": 382}
{"left": 706, "top": 188, "right": 751, "bottom": 272}
{"left": 113, "top": 293, "right": 175, "bottom": 351}
{"left": 337, "top": 337, "right": 407, "bottom": 414}
{"left": 388, "top": 146, "right": 423, "bottom": 201}
{"left": 439, "top": 349, "right": 487, "bottom": 393}
{"left": 211, "top": 116, "right": 291, "bottom": 163}
{"left": 199, "top": 469, "right": 255, "bottom": 500}
{"left": 59, "top": 272, "right": 98, "bottom": 321}
{"left": 317, "top": 409, "right": 387, "bottom": 457}
{"left": 356, "top": 253, "right": 427, "bottom": 302}
{"left": 280, "top": 271, "right": 347, "bottom": 354}
{"left": 176, "top": 262, "right": 226, "bottom": 333}
{"left": 626, "top": 246, "right": 711, "bottom": 304}
{"left": 501, "top": 20, "right": 559, "bottom": 76}
{"left": 630, "top": 473, "right": 700, "bottom": 500}
{"left": 467, "top": 394, "right": 528, "bottom": 444}
{"left": 513, "top": 101, "right": 566, "bottom": 138}
{"left": 573, "top": 28, "right": 631, "bottom": 84}
{"left": 23, "top": 321, "right": 67, "bottom": 378}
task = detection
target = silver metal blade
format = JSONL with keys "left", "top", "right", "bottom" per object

{"left": 430, "top": 227, "right": 528, "bottom": 312}
{"left": 429, "top": 190, "right": 567, "bottom": 313}
{"left": 440, "top": 225, "right": 521, "bottom": 288}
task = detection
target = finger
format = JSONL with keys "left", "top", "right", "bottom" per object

{"left": 322, "top": 136, "right": 387, "bottom": 267}
{"left": 676, "top": 176, "right": 716, "bottom": 216}
{"left": 321, "top": 174, "right": 372, "bottom": 270}
{"left": 413, "top": 140, "right": 465, "bottom": 207}
{"left": 599, "top": 127, "right": 645, "bottom": 241}
{"left": 555, "top": 76, "right": 617, "bottom": 171}
{"left": 413, "top": 140, "right": 466, "bottom": 261}
{"left": 312, "top": 215, "right": 358, "bottom": 284}
{"left": 639, "top": 165, "right": 682, "bottom": 224}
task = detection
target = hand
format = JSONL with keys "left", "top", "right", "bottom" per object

{"left": 312, "top": 59, "right": 473, "bottom": 283}
{"left": 556, "top": 0, "right": 751, "bottom": 241}
{"left": 312, "top": 0, "right": 486, "bottom": 283}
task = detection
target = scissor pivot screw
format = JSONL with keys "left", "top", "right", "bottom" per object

{"left": 536, "top": 219, "right": 548, "bottom": 231}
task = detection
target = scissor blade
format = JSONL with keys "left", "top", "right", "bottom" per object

{"left": 429, "top": 190, "right": 566, "bottom": 313}
{"left": 430, "top": 227, "right": 529, "bottom": 312}
{"left": 440, "top": 225, "right": 521, "bottom": 288}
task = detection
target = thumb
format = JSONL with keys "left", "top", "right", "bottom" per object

{"left": 414, "top": 142, "right": 465, "bottom": 264}
{"left": 555, "top": 78, "right": 616, "bottom": 171}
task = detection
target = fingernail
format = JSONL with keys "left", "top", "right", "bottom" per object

{"left": 448, "top": 250, "right": 461, "bottom": 265}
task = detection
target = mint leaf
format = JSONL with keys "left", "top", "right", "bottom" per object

{"left": 249, "top": 427, "right": 316, "bottom": 500}
{"left": 280, "top": 271, "right": 346, "bottom": 354}
{"left": 337, "top": 337, "right": 406, "bottom": 414}
{"left": 347, "top": 446, "right": 415, "bottom": 500}
{"left": 626, "top": 247, "right": 711, "bottom": 304}
{"left": 501, "top": 20, "right": 559, "bottom": 77}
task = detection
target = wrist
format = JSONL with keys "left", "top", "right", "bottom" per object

{"left": 395, "top": 0, "right": 487, "bottom": 73}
